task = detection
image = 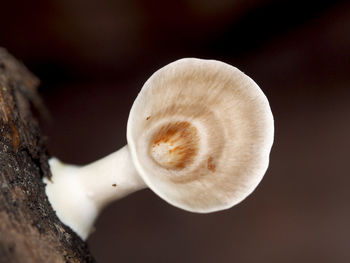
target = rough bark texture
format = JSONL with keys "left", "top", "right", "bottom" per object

{"left": 0, "top": 48, "right": 95, "bottom": 263}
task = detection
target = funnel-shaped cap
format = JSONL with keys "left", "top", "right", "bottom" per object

{"left": 127, "top": 58, "right": 274, "bottom": 212}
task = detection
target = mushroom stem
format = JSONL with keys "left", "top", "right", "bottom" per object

{"left": 78, "top": 145, "right": 146, "bottom": 207}
{"left": 44, "top": 145, "right": 146, "bottom": 240}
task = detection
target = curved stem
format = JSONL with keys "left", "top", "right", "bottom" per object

{"left": 44, "top": 145, "right": 146, "bottom": 240}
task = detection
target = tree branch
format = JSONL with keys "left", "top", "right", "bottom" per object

{"left": 0, "top": 48, "right": 95, "bottom": 263}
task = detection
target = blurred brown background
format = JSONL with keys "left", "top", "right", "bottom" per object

{"left": 1, "top": 0, "right": 350, "bottom": 262}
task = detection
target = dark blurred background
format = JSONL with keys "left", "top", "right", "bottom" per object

{"left": 1, "top": 0, "right": 350, "bottom": 262}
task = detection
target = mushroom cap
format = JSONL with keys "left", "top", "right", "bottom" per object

{"left": 127, "top": 58, "right": 274, "bottom": 213}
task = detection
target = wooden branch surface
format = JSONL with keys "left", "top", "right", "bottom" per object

{"left": 0, "top": 48, "right": 95, "bottom": 263}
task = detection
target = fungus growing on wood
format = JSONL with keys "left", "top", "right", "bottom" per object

{"left": 44, "top": 58, "right": 274, "bottom": 240}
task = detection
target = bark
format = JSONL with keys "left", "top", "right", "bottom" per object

{"left": 0, "top": 48, "right": 95, "bottom": 263}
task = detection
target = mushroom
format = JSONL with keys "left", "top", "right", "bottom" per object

{"left": 44, "top": 58, "right": 274, "bottom": 240}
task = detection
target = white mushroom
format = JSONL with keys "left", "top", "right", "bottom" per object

{"left": 44, "top": 58, "right": 274, "bottom": 240}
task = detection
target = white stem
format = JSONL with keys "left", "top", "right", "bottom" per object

{"left": 44, "top": 145, "right": 146, "bottom": 240}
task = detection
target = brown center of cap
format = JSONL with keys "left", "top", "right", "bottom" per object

{"left": 150, "top": 121, "right": 199, "bottom": 170}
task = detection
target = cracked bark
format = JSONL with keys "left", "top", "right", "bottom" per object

{"left": 0, "top": 48, "right": 95, "bottom": 263}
